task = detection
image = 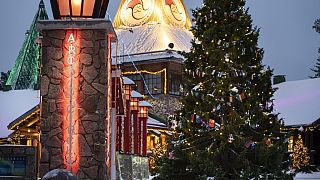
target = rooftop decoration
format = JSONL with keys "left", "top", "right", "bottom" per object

{"left": 5, "top": 0, "right": 48, "bottom": 90}
{"left": 113, "top": 0, "right": 191, "bottom": 29}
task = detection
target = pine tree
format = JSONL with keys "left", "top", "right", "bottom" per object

{"left": 310, "top": 19, "right": 320, "bottom": 78}
{"left": 158, "top": 0, "right": 291, "bottom": 179}
{"left": 292, "top": 134, "right": 310, "bottom": 172}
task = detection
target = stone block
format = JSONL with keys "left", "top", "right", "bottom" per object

{"left": 49, "top": 154, "right": 64, "bottom": 169}
{"left": 83, "top": 166, "right": 98, "bottom": 179}
{"left": 81, "top": 95, "right": 97, "bottom": 113}
{"left": 79, "top": 135, "right": 92, "bottom": 157}
{"left": 82, "top": 121, "right": 98, "bottom": 134}
{"left": 41, "top": 147, "right": 49, "bottom": 163}
{"left": 80, "top": 39, "right": 94, "bottom": 48}
{"left": 46, "top": 47, "right": 63, "bottom": 60}
{"left": 81, "top": 47, "right": 94, "bottom": 55}
{"left": 48, "top": 83, "right": 61, "bottom": 99}
{"left": 80, "top": 53, "right": 93, "bottom": 65}
{"left": 46, "top": 136, "right": 61, "bottom": 148}
{"left": 81, "top": 65, "right": 98, "bottom": 83}
{"left": 51, "top": 147, "right": 62, "bottom": 156}
{"left": 41, "top": 75, "right": 50, "bottom": 96}
{"left": 47, "top": 30, "right": 66, "bottom": 40}
{"left": 92, "top": 83, "right": 106, "bottom": 94}
{"left": 81, "top": 30, "right": 93, "bottom": 40}
{"left": 82, "top": 83, "right": 98, "bottom": 95}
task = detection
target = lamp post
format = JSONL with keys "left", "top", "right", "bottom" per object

{"left": 50, "top": 0, "right": 109, "bottom": 19}
{"left": 123, "top": 77, "right": 135, "bottom": 154}
{"left": 130, "top": 90, "right": 143, "bottom": 155}
{"left": 39, "top": 0, "right": 116, "bottom": 179}
{"left": 138, "top": 101, "right": 152, "bottom": 156}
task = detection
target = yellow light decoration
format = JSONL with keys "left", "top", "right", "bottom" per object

{"left": 122, "top": 68, "right": 167, "bottom": 95}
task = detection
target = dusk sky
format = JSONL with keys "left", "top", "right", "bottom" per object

{"left": 0, "top": 0, "right": 319, "bottom": 81}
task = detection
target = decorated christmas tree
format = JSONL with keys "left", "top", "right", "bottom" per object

{"left": 292, "top": 134, "right": 310, "bottom": 172}
{"left": 310, "top": 19, "right": 320, "bottom": 78}
{"left": 157, "top": 0, "right": 291, "bottom": 179}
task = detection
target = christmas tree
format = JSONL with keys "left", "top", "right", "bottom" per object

{"left": 157, "top": 0, "right": 291, "bottom": 179}
{"left": 310, "top": 19, "right": 320, "bottom": 78}
{"left": 292, "top": 134, "right": 310, "bottom": 172}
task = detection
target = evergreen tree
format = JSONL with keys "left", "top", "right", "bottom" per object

{"left": 310, "top": 19, "right": 320, "bottom": 78}
{"left": 291, "top": 134, "right": 310, "bottom": 172}
{"left": 158, "top": 0, "right": 291, "bottom": 179}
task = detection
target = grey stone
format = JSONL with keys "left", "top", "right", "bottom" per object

{"left": 93, "top": 55, "right": 101, "bottom": 68}
{"left": 81, "top": 65, "right": 98, "bottom": 83}
{"left": 83, "top": 166, "right": 98, "bottom": 179}
{"left": 82, "top": 121, "right": 98, "bottom": 134}
{"left": 50, "top": 78, "right": 61, "bottom": 85}
{"left": 50, "top": 155, "right": 64, "bottom": 169}
{"left": 51, "top": 113, "right": 64, "bottom": 128}
{"left": 48, "top": 99, "right": 57, "bottom": 113}
{"left": 48, "top": 127, "right": 61, "bottom": 138}
{"left": 94, "top": 31, "right": 106, "bottom": 40}
{"left": 46, "top": 47, "right": 63, "bottom": 60}
{"left": 82, "top": 82, "right": 98, "bottom": 95}
{"left": 80, "top": 39, "right": 94, "bottom": 48}
{"left": 92, "top": 83, "right": 106, "bottom": 94}
{"left": 41, "top": 148, "right": 49, "bottom": 163}
{"left": 81, "top": 47, "right": 94, "bottom": 55}
{"left": 79, "top": 135, "right": 92, "bottom": 157}
{"left": 81, "top": 30, "right": 93, "bottom": 40}
{"left": 81, "top": 95, "right": 97, "bottom": 113}
{"left": 93, "top": 131, "right": 105, "bottom": 144}
{"left": 42, "top": 37, "right": 62, "bottom": 47}
{"left": 48, "top": 84, "right": 61, "bottom": 99}
{"left": 40, "top": 163, "right": 50, "bottom": 178}
{"left": 46, "top": 136, "right": 61, "bottom": 148}
{"left": 41, "top": 75, "right": 50, "bottom": 96}
{"left": 51, "top": 67, "right": 63, "bottom": 79}
{"left": 80, "top": 53, "right": 93, "bottom": 65}
{"left": 51, "top": 147, "right": 62, "bottom": 156}
{"left": 47, "top": 30, "right": 66, "bottom": 40}
{"left": 48, "top": 59, "right": 65, "bottom": 70}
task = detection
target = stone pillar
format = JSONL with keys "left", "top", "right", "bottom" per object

{"left": 38, "top": 20, "right": 116, "bottom": 180}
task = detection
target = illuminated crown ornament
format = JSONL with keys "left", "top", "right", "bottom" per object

{"left": 114, "top": 0, "right": 191, "bottom": 29}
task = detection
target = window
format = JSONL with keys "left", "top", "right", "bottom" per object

{"left": 169, "top": 73, "right": 181, "bottom": 95}
{"left": 127, "top": 73, "right": 162, "bottom": 95}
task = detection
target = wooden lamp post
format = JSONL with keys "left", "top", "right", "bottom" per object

{"left": 138, "top": 101, "right": 152, "bottom": 156}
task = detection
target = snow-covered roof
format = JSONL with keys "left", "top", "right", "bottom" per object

{"left": 112, "top": 50, "right": 185, "bottom": 65}
{"left": 273, "top": 78, "right": 320, "bottom": 126}
{"left": 147, "top": 116, "right": 167, "bottom": 129}
{"left": 112, "top": 23, "right": 193, "bottom": 62}
{"left": 0, "top": 90, "right": 40, "bottom": 138}
{"left": 139, "top": 101, "right": 152, "bottom": 107}
{"left": 131, "top": 90, "right": 143, "bottom": 98}
{"left": 122, "top": 76, "right": 135, "bottom": 85}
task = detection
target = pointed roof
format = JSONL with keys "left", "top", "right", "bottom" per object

{"left": 5, "top": 0, "right": 49, "bottom": 90}
{"left": 112, "top": 0, "right": 193, "bottom": 59}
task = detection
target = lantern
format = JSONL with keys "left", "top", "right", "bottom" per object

{"left": 50, "top": 0, "right": 109, "bottom": 19}
{"left": 138, "top": 101, "right": 152, "bottom": 118}
{"left": 123, "top": 77, "right": 135, "bottom": 100}
{"left": 130, "top": 90, "right": 143, "bottom": 111}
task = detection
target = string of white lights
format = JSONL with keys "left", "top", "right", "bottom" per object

{"left": 106, "top": 13, "right": 156, "bottom": 99}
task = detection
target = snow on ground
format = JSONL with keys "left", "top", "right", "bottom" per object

{"left": 273, "top": 78, "right": 320, "bottom": 126}
{"left": 0, "top": 90, "right": 40, "bottom": 138}
{"left": 295, "top": 172, "right": 320, "bottom": 179}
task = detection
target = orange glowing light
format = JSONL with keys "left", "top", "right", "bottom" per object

{"left": 62, "top": 30, "right": 80, "bottom": 174}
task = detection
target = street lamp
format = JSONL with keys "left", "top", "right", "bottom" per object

{"left": 138, "top": 101, "right": 152, "bottom": 156}
{"left": 123, "top": 76, "right": 135, "bottom": 100}
{"left": 130, "top": 90, "right": 142, "bottom": 111}
{"left": 50, "top": 0, "right": 109, "bottom": 19}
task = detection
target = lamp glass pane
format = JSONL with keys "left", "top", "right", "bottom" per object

{"left": 71, "top": 0, "right": 82, "bottom": 16}
{"left": 83, "top": 0, "right": 95, "bottom": 16}
{"left": 58, "top": 0, "right": 70, "bottom": 16}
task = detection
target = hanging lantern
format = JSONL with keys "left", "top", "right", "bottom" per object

{"left": 138, "top": 101, "right": 152, "bottom": 118}
{"left": 123, "top": 77, "right": 135, "bottom": 100}
{"left": 50, "top": 0, "right": 109, "bottom": 19}
{"left": 130, "top": 90, "right": 143, "bottom": 111}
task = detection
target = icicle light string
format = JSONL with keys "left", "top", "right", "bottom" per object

{"left": 106, "top": 12, "right": 156, "bottom": 99}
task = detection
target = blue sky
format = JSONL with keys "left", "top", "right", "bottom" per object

{"left": 0, "top": 0, "right": 319, "bottom": 81}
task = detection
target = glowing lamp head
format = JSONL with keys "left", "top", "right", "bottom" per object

{"left": 138, "top": 101, "right": 152, "bottom": 118}
{"left": 123, "top": 77, "right": 135, "bottom": 100}
{"left": 130, "top": 90, "right": 142, "bottom": 111}
{"left": 50, "top": 0, "right": 109, "bottom": 19}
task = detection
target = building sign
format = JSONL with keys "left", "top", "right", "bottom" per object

{"left": 0, "top": 157, "right": 26, "bottom": 176}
